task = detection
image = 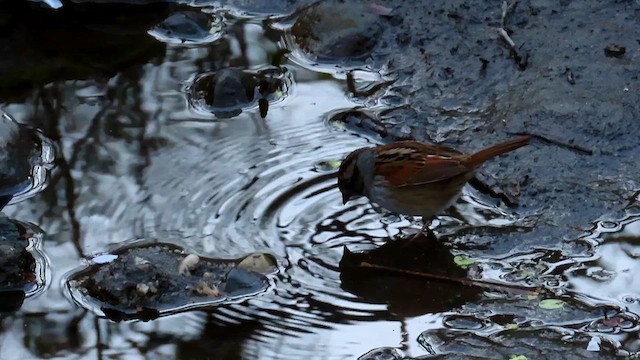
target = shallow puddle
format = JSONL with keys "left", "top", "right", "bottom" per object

{"left": 1, "top": 1, "right": 640, "bottom": 359}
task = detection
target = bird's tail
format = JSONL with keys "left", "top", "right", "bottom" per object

{"left": 468, "top": 136, "right": 531, "bottom": 165}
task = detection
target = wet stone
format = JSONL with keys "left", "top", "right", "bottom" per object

{"left": 328, "top": 110, "right": 413, "bottom": 143}
{"left": 290, "top": 1, "right": 385, "bottom": 62}
{"left": 501, "top": 261, "right": 549, "bottom": 286}
{"left": 418, "top": 328, "right": 622, "bottom": 359}
{"left": 358, "top": 347, "right": 405, "bottom": 360}
{"left": 0, "top": 109, "right": 55, "bottom": 210}
{"left": 463, "top": 296, "right": 612, "bottom": 330}
{"left": 212, "top": 0, "right": 302, "bottom": 17}
{"left": 238, "top": 252, "right": 278, "bottom": 273}
{"left": 65, "top": 242, "right": 278, "bottom": 321}
{"left": 0, "top": 216, "right": 47, "bottom": 312}
{"left": 148, "top": 11, "right": 224, "bottom": 45}
{"left": 188, "top": 66, "right": 291, "bottom": 118}
{"left": 442, "top": 314, "right": 489, "bottom": 331}
{"left": 586, "top": 311, "right": 638, "bottom": 333}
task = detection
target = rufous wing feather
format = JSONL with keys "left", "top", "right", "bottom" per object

{"left": 405, "top": 156, "right": 470, "bottom": 186}
{"left": 376, "top": 160, "right": 424, "bottom": 187}
{"left": 377, "top": 156, "right": 471, "bottom": 187}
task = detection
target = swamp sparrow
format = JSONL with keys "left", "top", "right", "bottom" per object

{"left": 337, "top": 136, "right": 530, "bottom": 239}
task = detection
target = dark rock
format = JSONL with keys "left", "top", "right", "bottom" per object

{"left": 291, "top": 1, "right": 385, "bottom": 61}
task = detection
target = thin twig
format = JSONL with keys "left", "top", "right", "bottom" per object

{"left": 497, "top": 28, "right": 516, "bottom": 49}
{"left": 507, "top": 131, "right": 593, "bottom": 155}
{"left": 359, "top": 262, "right": 541, "bottom": 296}
{"left": 497, "top": 1, "right": 528, "bottom": 70}
{"left": 500, "top": 1, "right": 517, "bottom": 28}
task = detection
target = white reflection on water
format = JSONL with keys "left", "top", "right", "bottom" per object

{"left": 569, "top": 216, "right": 640, "bottom": 314}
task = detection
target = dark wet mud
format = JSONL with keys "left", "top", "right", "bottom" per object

{"left": 1, "top": 0, "right": 640, "bottom": 358}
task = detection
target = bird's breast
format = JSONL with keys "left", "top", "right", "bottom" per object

{"left": 366, "top": 176, "right": 467, "bottom": 217}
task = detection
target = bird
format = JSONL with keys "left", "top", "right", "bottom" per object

{"left": 337, "top": 136, "right": 531, "bottom": 240}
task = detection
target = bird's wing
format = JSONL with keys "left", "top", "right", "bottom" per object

{"left": 374, "top": 141, "right": 471, "bottom": 187}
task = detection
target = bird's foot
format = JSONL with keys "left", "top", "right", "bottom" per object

{"left": 407, "top": 219, "right": 437, "bottom": 243}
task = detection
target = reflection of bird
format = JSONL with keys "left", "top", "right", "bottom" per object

{"left": 337, "top": 136, "right": 530, "bottom": 239}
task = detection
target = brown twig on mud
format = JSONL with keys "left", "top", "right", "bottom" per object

{"left": 358, "top": 261, "right": 541, "bottom": 296}
{"left": 497, "top": 1, "right": 528, "bottom": 70}
{"left": 507, "top": 131, "right": 593, "bottom": 155}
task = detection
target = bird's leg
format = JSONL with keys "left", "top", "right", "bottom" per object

{"left": 408, "top": 217, "right": 436, "bottom": 242}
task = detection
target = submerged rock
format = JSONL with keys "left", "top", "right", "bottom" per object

{"left": 0, "top": 109, "right": 55, "bottom": 210}
{"left": 328, "top": 110, "right": 413, "bottom": 143}
{"left": 65, "top": 241, "right": 278, "bottom": 321}
{"left": 417, "top": 327, "right": 622, "bottom": 359}
{"left": 148, "top": 11, "right": 224, "bottom": 45}
{"left": 0, "top": 216, "right": 48, "bottom": 312}
{"left": 290, "top": 1, "right": 386, "bottom": 62}
{"left": 188, "top": 66, "right": 291, "bottom": 119}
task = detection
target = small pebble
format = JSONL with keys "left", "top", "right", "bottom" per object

{"left": 202, "top": 271, "right": 215, "bottom": 281}
{"left": 136, "top": 283, "right": 150, "bottom": 295}
{"left": 134, "top": 256, "right": 151, "bottom": 269}
{"left": 195, "top": 282, "right": 222, "bottom": 297}
{"left": 238, "top": 253, "right": 276, "bottom": 273}
{"left": 178, "top": 254, "right": 200, "bottom": 275}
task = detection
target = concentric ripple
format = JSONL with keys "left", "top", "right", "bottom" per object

{"left": 136, "top": 67, "right": 550, "bottom": 358}
{"left": 134, "top": 66, "right": 428, "bottom": 356}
